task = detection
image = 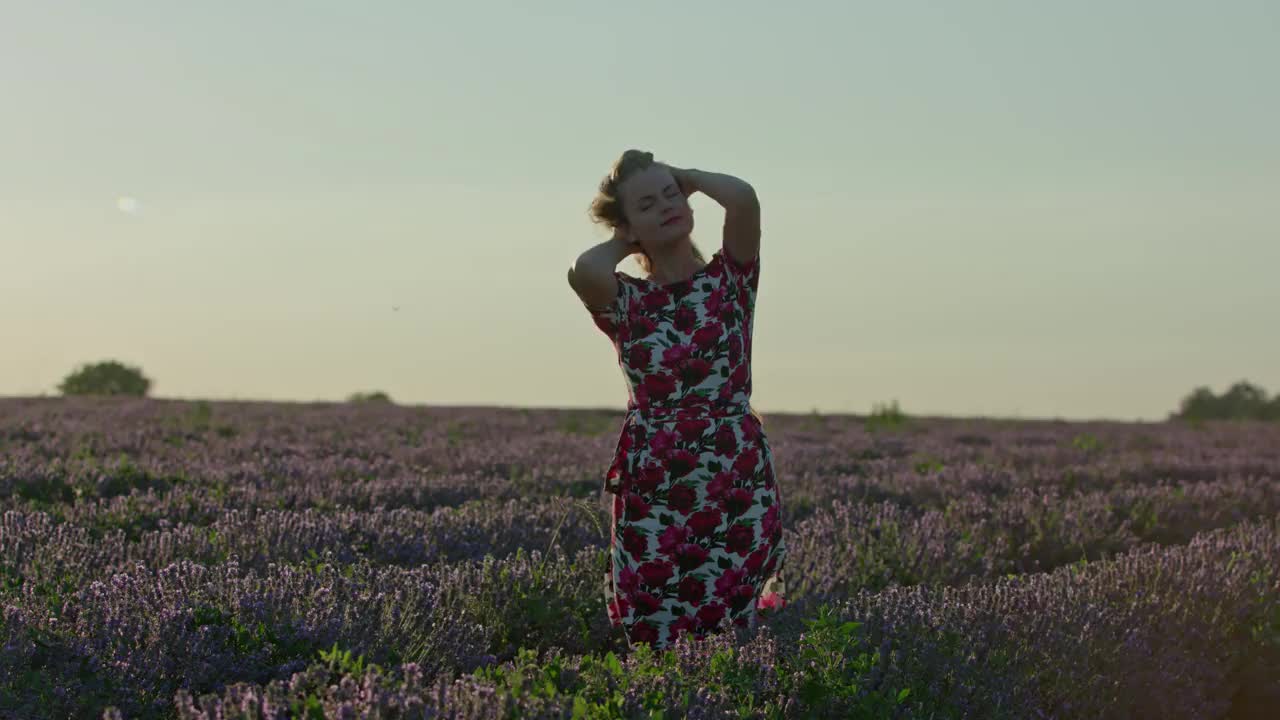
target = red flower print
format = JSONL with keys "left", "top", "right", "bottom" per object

{"left": 732, "top": 448, "right": 759, "bottom": 479}
{"left": 625, "top": 493, "right": 652, "bottom": 521}
{"left": 692, "top": 322, "right": 723, "bottom": 351}
{"left": 745, "top": 545, "right": 768, "bottom": 574}
{"left": 714, "top": 567, "right": 747, "bottom": 598}
{"left": 618, "top": 566, "right": 641, "bottom": 595}
{"left": 717, "top": 383, "right": 734, "bottom": 404}
{"left": 665, "top": 449, "right": 699, "bottom": 478}
{"left": 677, "top": 576, "right": 706, "bottom": 605}
{"left": 627, "top": 343, "right": 652, "bottom": 369}
{"left": 631, "top": 620, "right": 661, "bottom": 645}
{"left": 656, "top": 524, "right": 692, "bottom": 557}
{"left": 718, "top": 303, "right": 735, "bottom": 324}
{"left": 703, "top": 288, "right": 725, "bottom": 316}
{"left": 720, "top": 488, "right": 754, "bottom": 516}
{"left": 642, "top": 374, "right": 677, "bottom": 401}
{"left": 713, "top": 424, "right": 738, "bottom": 456}
{"left": 648, "top": 427, "right": 679, "bottom": 459}
{"left": 632, "top": 462, "right": 665, "bottom": 494}
{"left": 660, "top": 343, "right": 695, "bottom": 369}
{"left": 642, "top": 288, "right": 671, "bottom": 312}
{"left": 741, "top": 413, "right": 762, "bottom": 442}
{"left": 667, "top": 484, "right": 697, "bottom": 514}
{"left": 622, "top": 526, "right": 648, "bottom": 558}
{"left": 728, "top": 333, "right": 742, "bottom": 366}
{"left": 679, "top": 393, "right": 707, "bottom": 409}
{"left": 729, "top": 583, "right": 755, "bottom": 609}
{"left": 675, "top": 418, "right": 711, "bottom": 442}
{"left": 674, "top": 304, "right": 698, "bottom": 333}
{"left": 632, "top": 590, "right": 662, "bottom": 616}
{"left": 674, "top": 542, "right": 710, "bottom": 571}
{"left": 667, "top": 615, "right": 699, "bottom": 645}
{"left": 705, "top": 471, "right": 734, "bottom": 503}
{"left": 726, "top": 524, "right": 755, "bottom": 556}
{"left": 608, "top": 595, "right": 630, "bottom": 624}
{"left": 677, "top": 357, "right": 714, "bottom": 386}
{"left": 695, "top": 602, "right": 726, "bottom": 630}
{"left": 688, "top": 508, "right": 723, "bottom": 537}
{"left": 630, "top": 422, "right": 650, "bottom": 446}
{"left": 637, "top": 559, "right": 675, "bottom": 588}
{"left": 729, "top": 362, "right": 748, "bottom": 390}
{"left": 628, "top": 315, "right": 656, "bottom": 341}
{"left": 761, "top": 504, "right": 780, "bottom": 541}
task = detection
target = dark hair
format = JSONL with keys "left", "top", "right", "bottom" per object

{"left": 587, "top": 149, "right": 764, "bottom": 428}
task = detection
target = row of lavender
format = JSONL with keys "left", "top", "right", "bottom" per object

{"left": 3, "top": 470, "right": 1278, "bottom": 602}
{"left": 3, "top": 397, "right": 1279, "bottom": 524}
{"left": 9, "top": 515, "right": 1268, "bottom": 719}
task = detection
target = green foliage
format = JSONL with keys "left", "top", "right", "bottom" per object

{"left": 471, "top": 641, "right": 772, "bottom": 719}
{"left": 790, "top": 603, "right": 911, "bottom": 717}
{"left": 912, "top": 454, "right": 945, "bottom": 474}
{"left": 864, "top": 400, "right": 909, "bottom": 433}
{"left": 800, "top": 407, "right": 829, "bottom": 433}
{"left": 1070, "top": 433, "right": 1102, "bottom": 453}
{"left": 464, "top": 603, "right": 928, "bottom": 719}
{"left": 347, "top": 390, "right": 393, "bottom": 404}
{"left": 13, "top": 475, "right": 75, "bottom": 506}
{"left": 317, "top": 641, "right": 384, "bottom": 678}
{"left": 290, "top": 694, "right": 327, "bottom": 720}
{"left": 168, "top": 399, "right": 236, "bottom": 438}
{"left": 444, "top": 420, "right": 470, "bottom": 446}
{"left": 558, "top": 411, "right": 616, "bottom": 436}
{"left": 1172, "top": 380, "right": 1280, "bottom": 422}
{"left": 57, "top": 360, "right": 151, "bottom": 397}
{"left": 444, "top": 547, "right": 608, "bottom": 661}
{"left": 187, "top": 604, "right": 318, "bottom": 666}
{"left": 473, "top": 647, "right": 628, "bottom": 719}
{"left": 539, "top": 499, "right": 607, "bottom": 577}
{"left": 0, "top": 623, "right": 122, "bottom": 720}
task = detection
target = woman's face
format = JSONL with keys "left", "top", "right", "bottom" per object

{"left": 617, "top": 164, "right": 694, "bottom": 251}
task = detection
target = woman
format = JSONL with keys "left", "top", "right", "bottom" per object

{"left": 566, "top": 149, "right": 788, "bottom": 650}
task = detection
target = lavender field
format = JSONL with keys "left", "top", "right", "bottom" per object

{"left": 2, "top": 396, "right": 1278, "bottom": 719}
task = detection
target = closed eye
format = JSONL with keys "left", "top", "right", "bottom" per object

{"left": 640, "top": 183, "right": 678, "bottom": 210}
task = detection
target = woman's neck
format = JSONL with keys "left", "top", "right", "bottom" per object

{"left": 646, "top": 239, "right": 702, "bottom": 284}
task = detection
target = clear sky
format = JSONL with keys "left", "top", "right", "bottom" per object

{"left": 3, "top": 1, "right": 1277, "bottom": 421}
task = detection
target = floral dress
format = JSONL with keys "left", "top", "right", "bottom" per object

{"left": 581, "top": 240, "right": 788, "bottom": 650}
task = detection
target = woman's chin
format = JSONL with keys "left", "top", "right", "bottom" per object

{"left": 662, "top": 219, "right": 693, "bottom": 238}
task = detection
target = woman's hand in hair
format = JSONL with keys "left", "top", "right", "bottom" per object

{"left": 612, "top": 224, "right": 641, "bottom": 254}
{"left": 661, "top": 163, "right": 700, "bottom": 199}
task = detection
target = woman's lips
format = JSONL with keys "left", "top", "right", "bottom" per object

{"left": 662, "top": 215, "right": 682, "bottom": 226}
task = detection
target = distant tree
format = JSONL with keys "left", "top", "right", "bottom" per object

{"left": 347, "top": 391, "right": 393, "bottom": 404}
{"left": 1220, "top": 381, "right": 1270, "bottom": 419}
{"left": 1172, "top": 380, "right": 1275, "bottom": 422}
{"left": 1174, "top": 386, "right": 1221, "bottom": 420}
{"left": 1266, "top": 394, "right": 1280, "bottom": 422}
{"left": 57, "top": 360, "right": 151, "bottom": 397}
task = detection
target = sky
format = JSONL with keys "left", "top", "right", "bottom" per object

{"left": 2, "top": 0, "right": 1277, "bottom": 422}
